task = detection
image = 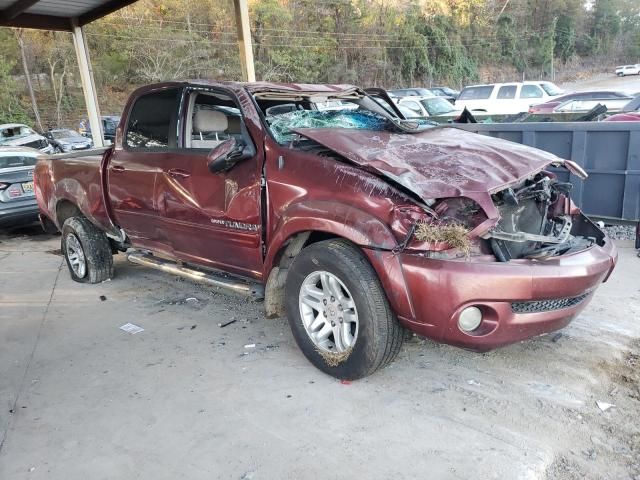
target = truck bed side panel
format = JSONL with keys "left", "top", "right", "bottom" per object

{"left": 35, "top": 149, "right": 119, "bottom": 236}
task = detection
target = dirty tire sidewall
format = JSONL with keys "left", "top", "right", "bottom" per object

{"left": 285, "top": 239, "right": 403, "bottom": 380}
{"left": 61, "top": 216, "right": 114, "bottom": 284}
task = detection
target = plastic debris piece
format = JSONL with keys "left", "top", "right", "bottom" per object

{"left": 190, "top": 325, "right": 197, "bottom": 330}
{"left": 120, "top": 323, "right": 144, "bottom": 334}
{"left": 340, "top": 379, "right": 352, "bottom": 385}
{"left": 218, "top": 319, "right": 237, "bottom": 328}
{"left": 596, "top": 401, "right": 615, "bottom": 412}
{"left": 185, "top": 297, "right": 198, "bottom": 302}
{"left": 467, "top": 379, "right": 481, "bottom": 386}
{"left": 99, "top": 295, "right": 107, "bottom": 302}
{"left": 244, "top": 344, "right": 256, "bottom": 349}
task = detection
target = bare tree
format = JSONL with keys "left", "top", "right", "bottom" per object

{"left": 14, "top": 29, "right": 43, "bottom": 131}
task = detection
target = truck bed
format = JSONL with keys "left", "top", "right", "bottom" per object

{"left": 34, "top": 146, "right": 119, "bottom": 236}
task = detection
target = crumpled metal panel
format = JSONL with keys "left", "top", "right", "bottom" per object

{"left": 270, "top": 110, "right": 388, "bottom": 144}
{"left": 292, "top": 126, "right": 561, "bottom": 218}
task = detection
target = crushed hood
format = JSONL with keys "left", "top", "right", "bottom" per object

{"left": 292, "top": 126, "right": 564, "bottom": 199}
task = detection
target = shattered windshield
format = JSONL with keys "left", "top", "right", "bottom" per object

{"left": 255, "top": 89, "right": 435, "bottom": 145}
{"left": 268, "top": 109, "right": 390, "bottom": 144}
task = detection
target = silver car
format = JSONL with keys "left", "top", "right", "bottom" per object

{"left": 0, "top": 147, "right": 41, "bottom": 228}
{"left": 44, "top": 128, "right": 93, "bottom": 153}
{"left": 0, "top": 123, "right": 54, "bottom": 154}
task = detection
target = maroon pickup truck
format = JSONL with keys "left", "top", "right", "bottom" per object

{"left": 35, "top": 81, "right": 617, "bottom": 379}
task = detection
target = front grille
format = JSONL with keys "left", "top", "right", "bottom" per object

{"left": 511, "top": 292, "right": 590, "bottom": 314}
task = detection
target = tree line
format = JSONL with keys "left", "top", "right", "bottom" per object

{"left": 1, "top": 0, "right": 639, "bottom": 129}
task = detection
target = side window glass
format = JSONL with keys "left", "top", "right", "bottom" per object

{"left": 458, "top": 86, "right": 494, "bottom": 100}
{"left": 187, "top": 92, "right": 245, "bottom": 150}
{"left": 497, "top": 86, "right": 516, "bottom": 99}
{"left": 125, "top": 88, "right": 180, "bottom": 149}
{"left": 520, "top": 85, "right": 543, "bottom": 99}
{"left": 402, "top": 101, "right": 422, "bottom": 113}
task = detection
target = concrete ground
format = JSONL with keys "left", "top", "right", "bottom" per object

{"left": 0, "top": 225, "right": 639, "bottom": 480}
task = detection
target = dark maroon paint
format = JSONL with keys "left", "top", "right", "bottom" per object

{"left": 604, "top": 112, "right": 640, "bottom": 122}
{"left": 34, "top": 81, "right": 617, "bottom": 351}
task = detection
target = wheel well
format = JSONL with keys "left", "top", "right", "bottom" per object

{"left": 56, "top": 200, "right": 82, "bottom": 226}
{"left": 264, "top": 230, "right": 341, "bottom": 319}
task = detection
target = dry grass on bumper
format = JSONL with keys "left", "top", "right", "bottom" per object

{"left": 414, "top": 222, "right": 471, "bottom": 255}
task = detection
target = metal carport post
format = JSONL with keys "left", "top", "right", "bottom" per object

{"left": 0, "top": 0, "right": 257, "bottom": 139}
{"left": 70, "top": 18, "right": 103, "bottom": 147}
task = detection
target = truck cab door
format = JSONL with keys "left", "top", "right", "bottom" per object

{"left": 155, "top": 89, "right": 263, "bottom": 279}
{"left": 108, "top": 87, "right": 182, "bottom": 254}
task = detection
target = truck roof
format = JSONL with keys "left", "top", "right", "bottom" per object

{"left": 139, "top": 80, "right": 359, "bottom": 95}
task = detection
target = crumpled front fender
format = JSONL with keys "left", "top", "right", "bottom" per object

{"left": 264, "top": 200, "right": 397, "bottom": 274}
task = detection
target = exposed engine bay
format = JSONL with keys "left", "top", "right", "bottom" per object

{"left": 486, "top": 172, "right": 605, "bottom": 261}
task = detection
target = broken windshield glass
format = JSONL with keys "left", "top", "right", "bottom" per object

{"left": 268, "top": 110, "right": 390, "bottom": 144}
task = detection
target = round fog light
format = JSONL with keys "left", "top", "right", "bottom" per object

{"left": 458, "top": 306, "right": 482, "bottom": 332}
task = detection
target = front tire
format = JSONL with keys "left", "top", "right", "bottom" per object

{"left": 61, "top": 216, "right": 113, "bottom": 283}
{"left": 285, "top": 239, "right": 404, "bottom": 379}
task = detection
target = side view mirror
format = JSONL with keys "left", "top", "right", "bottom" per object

{"left": 207, "top": 137, "right": 255, "bottom": 173}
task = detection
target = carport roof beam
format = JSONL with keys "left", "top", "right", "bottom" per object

{"left": 0, "top": 0, "right": 139, "bottom": 31}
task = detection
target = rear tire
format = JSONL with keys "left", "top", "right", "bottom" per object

{"left": 61, "top": 216, "right": 113, "bottom": 283}
{"left": 285, "top": 239, "right": 404, "bottom": 380}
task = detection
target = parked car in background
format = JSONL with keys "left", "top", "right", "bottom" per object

{"left": 315, "top": 100, "right": 359, "bottom": 112}
{"left": 44, "top": 129, "right": 93, "bottom": 153}
{"left": 455, "top": 81, "right": 564, "bottom": 115}
{"left": 615, "top": 65, "right": 640, "bottom": 76}
{"left": 388, "top": 88, "right": 434, "bottom": 98}
{"left": 35, "top": 80, "right": 616, "bottom": 379}
{"left": 604, "top": 112, "right": 640, "bottom": 121}
{"left": 0, "top": 146, "right": 41, "bottom": 228}
{"left": 427, "top": 86, "right": 459, "bottom": 103}
{"left": 603, "top": 95, "right": 640, "bottom": 120}
{"left": 396, "top": 96, "right": 461, "bottom": 118}
{"left": 78, "top": 115, "right": 120, "bottom": 143}
{"left": 0, "top": 124, "right": 53, "bottom": 154}
{"left": 530, "top": 91, "right": 633, "bottom": 114}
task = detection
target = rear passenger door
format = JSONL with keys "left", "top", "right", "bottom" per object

{"left": 156, "top": 88, "right": 263, "bottom": 278}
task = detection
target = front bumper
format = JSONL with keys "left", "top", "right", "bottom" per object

{"left": 395, "top": 239, "right": 617, "bottom": 351}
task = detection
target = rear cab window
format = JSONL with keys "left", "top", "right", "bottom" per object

{"left": 458, "top": 86, "right": 494, "bottom": 100}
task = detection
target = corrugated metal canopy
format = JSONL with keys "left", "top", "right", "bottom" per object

{"left": 0, "top": 0, "right": 137, "bottom": 30}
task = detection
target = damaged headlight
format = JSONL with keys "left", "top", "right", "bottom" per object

{"left": 390, "top": 198, "right": 489, "bottom": 257}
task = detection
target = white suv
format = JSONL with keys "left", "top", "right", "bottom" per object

{"left": 454, "top": 81, "right": 563, "bottom": 115}
{"left": 615, "top": 65, "right": 640, "bottom": 77}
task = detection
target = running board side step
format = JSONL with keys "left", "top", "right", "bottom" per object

{"left": 127, "top": 252, "right": 264, "bottom": 298}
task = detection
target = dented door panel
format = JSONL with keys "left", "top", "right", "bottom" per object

{"left": 156, "top": 150, "right": 263, "bottom": 279}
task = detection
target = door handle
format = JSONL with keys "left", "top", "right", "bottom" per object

{"left": 111, "top": 165, "right": 126, "bottom": 173}
{"left": 167, "top": 168, "right": 190, "bottom": 179}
